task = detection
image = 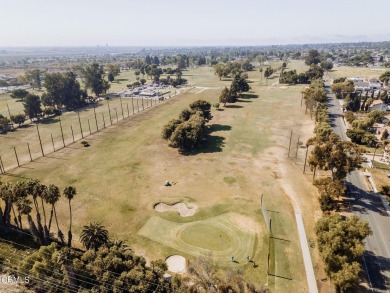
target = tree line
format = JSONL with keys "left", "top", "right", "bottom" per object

{"left": 301, "top": 79, "right": 371, "bottom": 292}
{"left": 279, "top": 64, "right": 324, "bottom": 84}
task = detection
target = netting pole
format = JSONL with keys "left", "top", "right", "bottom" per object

{"left": 71, "top": 126, "right": 75, "bottom": 142}
{"left": 93, "top": 105, "right": 99, "bottom": 132}
{"left": 59, "top": 117, "right": 65, "bottom": 147}
{"left": 77, "top": 112, "right": 83, "bottom": 139}
{"left": 51, "top": 134, "right": 55, "bottom": 152}
{"left": 36, "top": 124, "right": 44, "bottom": 157}
{"left": 27, "top": 143, "right": 32, "bottom": 161}
{"left": 13, "top": 147, "right": 20, "bottom": 167}
{"left": 288, "top": 130, "right": 292, "bottom": 157}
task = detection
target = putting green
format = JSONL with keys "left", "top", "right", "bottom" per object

{"left": 138, "top": 213, "right": 258, "bottom": 264}
{"left": 181, "top": 224, "right": 231, "bottom": 251}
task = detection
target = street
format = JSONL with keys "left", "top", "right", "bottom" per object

{"left": 326, "top": 87, "right": 390, "bottom": 292}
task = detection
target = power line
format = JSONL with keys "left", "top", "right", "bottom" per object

{"left": 0, "top": 235, "right": 169, "bottom": 292}
{"left": 0, "top": 260, "right": 78, "bottom": 293}
{"left": 0, "top": 246, "right": 159, "bottom": 293}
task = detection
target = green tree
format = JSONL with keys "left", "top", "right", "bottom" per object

{"left": 219, "top": 87, "right": 230, "bottom": 107}
{"left": 11, "top": 114, "right": 26, "bottom": 127}
{"left": 107, "top": 72, "right": 114, "bottom": 83}
{"left": 308, "top": 134, "right": 363, "bottom": 181}
{"left": 162, "top": 119, "right": 182, "bottom": 140}
{"left": 169, "top": 113, "right": 206, "bottom": 150}
{"left": 320, "top": 61, "right": 334, "bottom": 71}
{"left": 10, "top": 89, "right": 29, "bottom": 101}
{"left": 84, "top": 63, "right": 110, "bottom": 97}
{"left": 315, "top": 214, "right": 371, "bottom": 293}
{"left": 43, "top": 71, "right": 86, "bottom": 109}
{"left": 25, "top": 69, "right": 42, "bottom": 89}
{"left": 23, "top": 94, "right": 42, "bottom": 121}
{"left": 305, "top": 49, "right": 321, "bottom": 65}
{"left": 214, "top": 63, "right": 225, "bottom": 80}
{"left": 379, "top": 71, "right": 390, "bottom": 85}
{"left": 63, "top": 186, "right": 76, "bottom": 247}
{"left": 44, "top": 184, "right": 64, "bottom": 244}
{"left": 105, "top": 63, "right": 121, "bottom": 77}
{"left": 80, "top": 222, "right": 109, "bottom": 250}
{"left": 189, "top": 100, "right": 212, "bottom": 121}
{"left": 0, "top": 114, "right": 11, "bottom": 133}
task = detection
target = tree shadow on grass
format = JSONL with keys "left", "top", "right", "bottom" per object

{"left": 39, "top": 118, "right": 60, "bottom": 125}
{"left": 209, "top": 124, "right": 232, "bottom": 132}
{"left": 181, "top": 135, "right": 225, "bottom": 156}
{"left": 240, "top": 93, "right": 259, "bottom": 99}
{"left": 225, "top": 105, "right": 243, "bottom": 109}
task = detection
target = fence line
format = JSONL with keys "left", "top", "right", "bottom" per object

{"left": 0, "top": 92, "right": 183, "bottom": 173}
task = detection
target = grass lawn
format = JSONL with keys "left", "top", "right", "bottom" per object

{"left": 0, "top": 62, "right": 324, "bottom": 291}
{"left": 327, "top": 66, "right": 388, "bottom": 80}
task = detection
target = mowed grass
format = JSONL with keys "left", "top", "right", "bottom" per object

{"left": 327, "top": 65, "right": 388, "bottom": 80}
{"left": 138, "top": 213, "right": 257, "bottom": 267}
{"left": 1, "top": 64, "right": 312, "bottom": 291}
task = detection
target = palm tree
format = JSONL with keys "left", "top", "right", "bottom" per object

{"left": 80, "top": 222, "right": 109, "bottom": 250}
{"left": 63, "top": 186, "right": 76, "bottom": 247}
{"left": 45, "top": 184, "right": 64, "bottom": 244}
{"left": 26, "top": 179, "right": 44, "bottom": 236}
{"left": 15, "top": 197, "right": 32, "bottom": 230}
{"left": 11, "top": 181, "right": 28, "bottom": 230}
{"left": 0, "top": 183, "right": 13, "bottom": 226}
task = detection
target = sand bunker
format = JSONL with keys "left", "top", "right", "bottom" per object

{"left": 166, "top": 255, "right": 186, "bottom": 273}
{"left": 155, "top": 202, "right": 197, "bottom": 217}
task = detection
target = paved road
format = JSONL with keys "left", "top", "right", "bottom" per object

{"left": 326, "top": 86, "right": 390, "bottom": 292}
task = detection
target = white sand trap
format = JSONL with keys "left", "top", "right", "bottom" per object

{"left": 155, "top": 202, "right": 197, "bottom": 217}
{"left": 166, "top": 255, "right": 186, "bottom": 273}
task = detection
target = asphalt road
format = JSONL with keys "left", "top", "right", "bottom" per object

{"left": 326, "top": 86, "right": 390, "bottom": 292}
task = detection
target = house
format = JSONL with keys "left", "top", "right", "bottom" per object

{"left": 375, "top": 126, "right": 390, "bottom": 140}
{"left": 354, "top": 81, "right": 370, "bottom": 92}
{"left": 369, "top": 100, "right": 386, "bottom": 112}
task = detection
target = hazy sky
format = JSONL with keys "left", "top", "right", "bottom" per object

{"left": 1, "top": 0, "right": 389, "bottom": 46}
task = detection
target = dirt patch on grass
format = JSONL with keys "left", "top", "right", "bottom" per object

{"left": 154, "top": 202, "right": 197, "bottom": 217}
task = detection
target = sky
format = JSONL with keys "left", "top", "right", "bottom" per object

{"left": 0, "top": 0, "right": 389, "bottom": 47}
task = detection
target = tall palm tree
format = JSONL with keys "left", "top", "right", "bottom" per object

{"left": 15, "top": 197, "right": 32, "bottom": 230}
{"left": 45, "top": 184, "right": 64, "bottom": 244}
{"left": 26, "top": 179, "right": 44, "bottom": 236}
{"left": 80, "top": 222, "right": 109, "bottom": 251}
{"left": 0, "top": 183, "right": 13, "bottom": 226}
{"left": 11, "top": 181, "right": 28, "bottom": 230}
{"left": 63, "top": 186, "right": 76, "bottom": 247}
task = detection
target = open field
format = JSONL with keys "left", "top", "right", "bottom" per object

{"left": 326, "top": 66, "right": 388, "bottom": 80}
{"left": 0, "top": 95, "right": 167, "bottom": 171}
{"left": 0, "top": 62, "right": 327, "bottom": 291}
